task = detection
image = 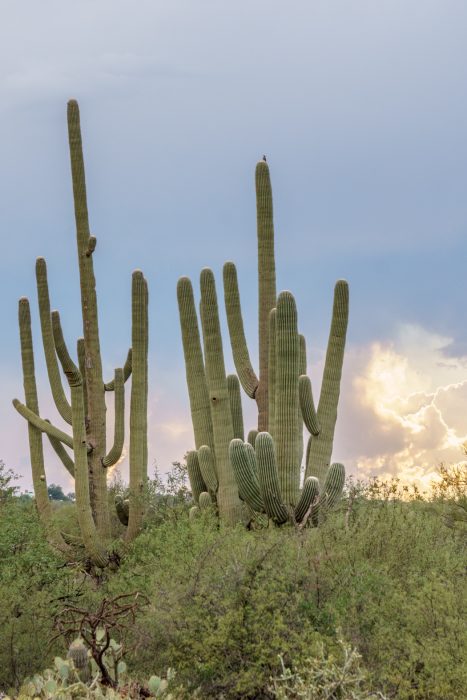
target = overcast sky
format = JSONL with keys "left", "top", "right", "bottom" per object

{"left": 1, "top": 1, "right": 467, "bottom": 492}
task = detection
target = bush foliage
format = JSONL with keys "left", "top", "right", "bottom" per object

{"left": 1, "top": 465, "right": 465, "bottom": 699}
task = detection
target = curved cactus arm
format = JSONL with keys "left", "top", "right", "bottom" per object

{"left": 298, "top": 334, "right": 306, "bottom": 467}
{"left": 198, "top": 445, "right": 218, "bottom": 494}
{"left": 229, "top": 438, "right": 265, "bottom": 513}
{"left": 245, "top": 441, "right": 257, "bottom": 475}
{"left": 306, "top": 281, "right": 349, "bottom": 483}
{"left": 268, "top": 308, "right": 276, "bottom": 439}
{"left": 247, "top": 429, "right": 258, "bottom": 448}
{"left": 299, "top": 375, "right": 320, "bottom": 436}
{"left": 104, "top": 348, "right": 132, "bottom": 391}
{"left": 223, "top": 262, "right": 259, "bottom": 399}
{"left": 255, "top": 432, "right": 288, "bottom": 524}
{"left": 13, "top": 399, "right": 74, "bottom": 449}
{"left": 102, "top": 368, "right": 124, "bottom": 468}
{"left": 46, "top": 428, "right": 75, "bottom": 478}
{"left": 127, "top": 271, "right": 149, "bottom": 542}
{"left": 52, "top": 310, "right": 108, "bottom": 567}
{"left": 177, "top": 277, "right": 216, "bottom": 461}
{"left": 16, "top": 298, "right": 70, "bottom": 553}
{"left": 200, "top": 268, "right": 243, "bottom": 524}
{"left": 199, "top": 491, "right": 214, "bottom": 510}
{"left": 187, "top": 450, "right": 207, "bottom": 504}
{"left": 275, "top": 291, "right": 300, "bottom": 506}
{"left": 321, "top": 462, "right": 345, "bottom": 511}
{"left": 35, "top": 258, "right": 72, "bottom": 425}
{"left": 294, "top": 476, "right": 319, "bottom": 525}
{"left": 227, "top": 374, "right": 245, "bottom": 440}
{"left": 77, "top": 339, "right": 88, "bottom": 416}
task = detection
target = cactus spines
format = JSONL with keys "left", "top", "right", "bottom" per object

{"left": 224, "top": 160, "right": 277, "bottom": 432}
{"left": 13, "top": 101, "right": 150, "bottom": 565}
{"left": 268, "top": 308, "right": 277, "bottom": 439}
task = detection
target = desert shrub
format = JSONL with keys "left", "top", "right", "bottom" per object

{"left": 0, "top": 498, "right": 77, "bottom": 691}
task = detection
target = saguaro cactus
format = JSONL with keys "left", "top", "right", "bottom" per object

{"left": 223, "top": 160, "right": 276, "bottom": 432}
{"left": 230, "top": 291, "right": 346, "bottom": 526}
{"left": 177, "top": 271, "right": 243, "bottom": 524}
{"left": 13, "top": 101, "right": 149, "bottom": 564}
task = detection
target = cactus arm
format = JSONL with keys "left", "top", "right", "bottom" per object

{"left": 177, "top": 277, "right": 216, "bottom": 462}
{"left": 321, "top": 462, "right": 345, "bottom": 511}
{"left": 67, "top": 99, "right": 110, "bottom": 538}
{"left": 46, "top": 429, "right": 75, "bottom": 478}
{"left": 256, "top": 160, "right": 276, "bottom": 432}
{"left": 16, "top": 298, "right": 70, "bottom": 553}
{"left": 294, "top": 476, "right": 319, "bottom": 525}
{"left": 229, "top": 439, "right": 265, "bottom": 513}
{"left": 299, "top": 375, "right": 320, "bottom": 436}
{"left": 102, "top": 368, "right": 124, "bottom": 468}
{"left": 35, "top": 258, "right": 72, "bottom": 424}
{"left": 127, "top": 271, "right": 149, "bottom": 542}
{"left": 255, "top": 432, "right": 288, "bottom": 524}
{"left": 227, "top": 374, "right": 244, "bottom": 440}
{"left": 297, "top": 334, "right": 307, "bottom": 467}
{"left": 187, "top": 450, "right": 206, "bottom": 504}
{"left": 104, "top": 348, "right": 132, "bottom": 390}
{"left": 268, "top": 309, "right": 276, "bottom": 439}
{"left": 275, "top": 292, "right": 300, "bottom": 506}
{"left": 13, "top": 399, "right": 75, "bottom": 449}
{"left": 52, "top": 310, "right": 108, "bottom": 567}
{"left": 247, "top": 429, "right": 258, "bottom": 448}
{"left": 223, "top": 262, "right": 259, "bottom": 399}
{"left": 77, "top": 339, "right": 88, "bottom": 416}
{"left": 306, "top": 281, "right": 349, "bottom": 483}
{"left": 198, "top": 445, "right": 218, "bottom": 494}
{"left": 200, "top": 268, "right": 242, "bottom": 524}
{"left": 199, "top": 492, "right": 214, "bottom": 510}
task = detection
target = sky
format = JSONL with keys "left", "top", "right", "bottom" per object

{"left": 1, "top": 0, "right": 467, "bottom": 493}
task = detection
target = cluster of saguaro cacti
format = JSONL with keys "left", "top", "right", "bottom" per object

{"left": 179, "top": 160, "right": 349, "bottom": 525}
{"left": 177, "top": 270, "right": 244, "bottom": 524}
{"left": 13, "top": 101, "right": 148, "bottom": 566}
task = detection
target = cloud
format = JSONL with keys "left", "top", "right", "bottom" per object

{"left": 338, "top": 324, "right": 467, "bottom": 489}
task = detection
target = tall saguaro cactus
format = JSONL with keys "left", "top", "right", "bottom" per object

{"left": 13, "top": 100, "right": 149, "bottom": 564}
{"left": 223, "top": 160, "right": 276, "bottom": 432}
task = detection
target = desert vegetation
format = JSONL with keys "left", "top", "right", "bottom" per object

{"left": 2, "top": 102, "right": 466, "bottom": 698}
